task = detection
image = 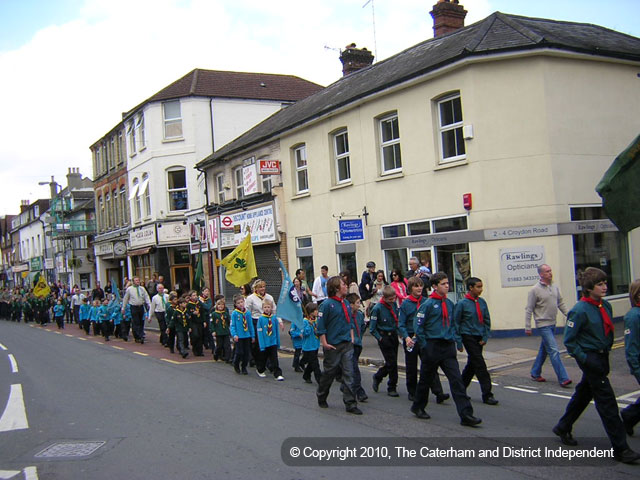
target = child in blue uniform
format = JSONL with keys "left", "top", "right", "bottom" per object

{"left": 289, "top": 320, "right": 304, "bottom": 372}
{"left": 230, "top": 294, "right": 255, "bottom": 375}
{"left": 99, "top": 298, "right": 111, "bottom": 341}
{"left": 79, "top": 297, "right": 91, "bottom": 334}
{"left": 346, "top": 293, "right": 367, "bottom": 402}
{"left": 53, "top": 298, "right": 65, "bottom": 329}
{"left": 256, "top": 299, "right": 283, "bottom": 380}
{"left": 411, "top": 272, "right": 481, "bottom": 427}
{"left": 370, "top": 286, "right": 400, "bottom": 397}
{"left": 554, "top": 267, "right": 639, "bottom": 463}
{"left": 302, "top": 303, "right": 321, "bottom": 384}
{"left": 622, "top": 279, "right": 640, "bottom": 437}
{"left": 454, "top": 277, "right": 498, "bottom": 405}
{"left": 89, "top": 299, "right": 101, "bottom": 336}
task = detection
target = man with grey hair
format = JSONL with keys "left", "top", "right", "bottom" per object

{"left": 525, "top": 264, "right": 572, "bottom": 387}
{"left": 122, "top": 277, "right": 151, "bottom": 344}
{"left": 149, "top": 284, "right": 169, "bottom": 346}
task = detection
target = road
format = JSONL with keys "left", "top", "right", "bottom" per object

{"left": 0, "top": 320, "right": 638, "bottom": 479}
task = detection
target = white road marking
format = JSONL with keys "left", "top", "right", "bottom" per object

{"left": 0, "top": 384, "right": 29, "bottom": 432}
{"left": 0, "top": 343, "right": 7, "bottom": 351}
{"left": 133, "top": 352, "right": 148, "bottom": 357}
{"left": 23, "top": 466, "right": 39, "bottom": 480}
{"left": 0, "top": 470, "right": 21, "bottom": 479}
{"left": 543, "top": 393, "right": 572, "bottom": 400}
{"left": 505, "top": 386, "right": 538, "bottom": 394}
{"left": 617, "top": 389, "right": 640, "bottom": 401}
{"left": 8, "top": 354, "right": 18, "bottom": 373}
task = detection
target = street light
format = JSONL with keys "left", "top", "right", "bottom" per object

{"left": 38, "top": 177, "right": 69, "bottom": 287}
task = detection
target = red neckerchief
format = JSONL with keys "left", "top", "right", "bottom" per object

{"left": 380, "top": 298, "right": 399, "bottom": 326}
{"left": 350, "top": 310, "right": 361, "bottom": 337}
{"left": 406, "top": 294, "right": 422, "bottom": 311}
{"left": 581, "top": 296, "right": 613, "bottom": 336}
{"left": 330, "top": 296, "right": 351, "bottom": 324}
{"left": 429, "top": 292, "right": 449, "bottom": 327}
{"left": 464, "top": 293, "right": 483, "bottom": 325}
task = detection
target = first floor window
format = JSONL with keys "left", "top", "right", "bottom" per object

{"left": 163, "top": 100, "right": 182, "bottom": 139}
{"left": 379, "top": 113, "right": 402, "bottom": 174}
{"left": 167, "top": 169, "right": 188, "bottom": 211}
{"left": 333, "top": 130, "right": 350, "bottom": 184}
{"left": 294, "top": 145, "right": 308, "bottom": 193}
{"left": 437, "top": 94, "right": 465, "bottom": 163}
{"left": 234, "top": 167, "right": 244, "bottom": 200}
{"left": 216, "top": 173, "right": 225, "bottom": 204}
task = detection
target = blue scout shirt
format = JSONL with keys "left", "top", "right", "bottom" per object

{"left": 414, "top": 295, "right": 461, "bottom": 349}
{"left": 350, "top": 310, "right": 366, "bottom": 347}
{"left": 454, "top": 295, "right": 491, "bottom": 343}
{"left": 79, "top": 303, "right": 92, "bottom": 321}
{"left": 399, "top": 295, "right": 423, "bottom": 339}
{"left": 289, "top": 321, "right": 303, "bottom": 349}
{"left": 302, "top": 318, "right": 320, "bottom": 352}
{"left": 316, "top": 297, "right": 354, "bottom": 345}
{"left": 53, "top": 304, "right": 65, "bottom": 317}
{"left": 564, "top": 299, "right": 614, "bottom": 364}
{"left": 230, "top": 308, "right": 255, "bottom": 339}
{"left": 369, "top": 299, "right": 399, "bottom": 341}
{"left": 256, "top": 314, "right": 280, "bottom": 350}
{"left": 624, "top": 306, "right": 640, "bottom": 383}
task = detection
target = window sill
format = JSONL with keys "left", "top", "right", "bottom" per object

{"left": 435, "top": 158, "right": 467, "bottom": 171}
{"left": 129, "top": 152, "right": 137, "bottom": 158}
{"left": 139, "top": 146, "right": 147, "bottom": 152}
{"left": 162, "top": 137, "right": 184, "bottom": 144}
{"left": 330, "top": 182, "right": 353, "bottom": 191}
{"left": 292, "top": 192, "right": 310, "bottom": 201}
{"left": 376, "top": 172, "right": 404, "bottom": 182}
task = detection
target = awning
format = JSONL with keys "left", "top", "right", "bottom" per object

{"left": 128, "top": 183, "right": 139, "bottom": 201}
{"left": 137, "top": 177, "right": 150, "bottom": 198}
{"left": 596, "top": 133, "right": 640, "bottom": 233}
{"left": 127, "top": 247, "right": 154, "bottom": 256}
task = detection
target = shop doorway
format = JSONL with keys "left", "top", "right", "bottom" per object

{"left": 171, "top": 265, "right": 192, "bottom": 296}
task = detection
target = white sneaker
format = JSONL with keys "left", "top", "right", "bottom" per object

{"left": 276, "top": 375, "right": 285, "bottom": 381}
{"left": 256, "top": 369, "right": 266, "bottom": 378}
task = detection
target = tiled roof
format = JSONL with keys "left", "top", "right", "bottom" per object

{"left": 125, "top": 69, "right": 324, "bottom": 118}
{"left": 196, "top": 11, "right": 640, "bottom": 169}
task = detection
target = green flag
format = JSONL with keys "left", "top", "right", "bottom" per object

{"left": 596, "top": 133, "right": 640, "bottom": 233}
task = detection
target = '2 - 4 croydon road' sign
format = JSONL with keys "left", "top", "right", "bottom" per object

{"left": 338, "top": 219, "right": 365, "bottom": 243}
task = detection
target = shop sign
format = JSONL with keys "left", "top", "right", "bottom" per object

{"left": 338, "top": 219, "right": 365, "bottom": 243}
{"left": 157, "top": 222, "right": 190, "bottom": 245}
{"left": 13, "top": 263, "right": 29, "bottom": 273}
{"left": 243, "top": 164, "right": 258, "bottom": 196}
{"left": 44, "top": 258, "right": 54, "bottom": 269}
{"left": 95, "top": 242, "right": 114, "bottom": 256}
{"left": 259, "top": 159, "right": 280, "bottom": 175}
{"left": 217, "top": 204, "right": 277, "bottom": 248}
{"left": 499, "top": 246, "right": 545, "bottom": 288}
{"left": 129, "top": 224, "right": 156, "bottom": 248}
{"left": 29, "top": 257, "right": 42, "bottom": 271}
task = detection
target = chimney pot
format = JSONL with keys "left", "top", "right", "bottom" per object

{"left": 430, "top": 0, "right": 467, "bottom": 38}
{"left": 339, "top": 43, "right": 374, "bottom": 77}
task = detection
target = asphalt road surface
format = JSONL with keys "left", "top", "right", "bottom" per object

{"left": 0, "top": 321, "right": 638, "bottom": 479}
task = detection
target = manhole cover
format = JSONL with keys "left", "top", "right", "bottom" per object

{"left": 35, "top": 441, "right": 106, "bottom": 458}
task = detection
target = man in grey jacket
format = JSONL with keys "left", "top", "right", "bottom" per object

{"left": 525, "top": 264, "right": 572, "bottom": 387}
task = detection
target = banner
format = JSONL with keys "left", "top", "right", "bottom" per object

{"left": 220, "top": 234, "right": 257, "bottom": 287}
{"left": 276, "top": 259, "right": 304, "bottom": 330}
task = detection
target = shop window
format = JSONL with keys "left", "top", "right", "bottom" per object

{"left": 384, "top": 249, "right": 408, "bottom": 277}
{"left": 298, "top": 256, "right": 314, "bottom": 287}
{"left": 167, "top": 169, "right": 188, "bottom": 211}
{"left": 338, "top": 252, "right": 357, "bottom": 283}
{"left": 382, "top": 224, "right": 406, "bottom": 239}
{"left": 433, "top": 216, "right": 468, "bottom": 233}
{"left": 571, "top": 206, "right": 630, "bottom": 298}
{"left": 435, "top": 243, "right": 470, "bottom": 302}
{"left": 408, "top": 221, "right": 430, "bottom": 236}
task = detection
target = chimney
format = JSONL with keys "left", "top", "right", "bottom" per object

{"left": 339, "top": 43, "right": 374, "bottom": 77}
{"left": 20, "top": 200, "right": 30, "bottom": 213}
{"left": 430, "top": 0, "right": 467, "bottom": 38}
{"left": 66, "top": 167, "right": 83, "bottom": 191}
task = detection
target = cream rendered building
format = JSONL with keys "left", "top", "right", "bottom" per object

{"left": 202, "top": 12, "right": 640, "bottom": 333}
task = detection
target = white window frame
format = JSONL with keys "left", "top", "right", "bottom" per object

{"left": 437, "top": 94, "right": 466, "bottom": 163}
{"left": 167, "top": 168, "right": 189, "bottom": 212}
{"left": 163, "top": 100, "right": 183, "bottom": 140}
{"left": 234, "top": 167, "right": 244, "bottom": 200}
{"left": 112, "top": 188, "right": 119, "bottom": 226}
{"left": 120, "top": 185, "right": 128, "bottom": 223}
{"left": 333, "top": 129, "right": 351, "bottom": 184}
{"left": 262, "top": 174, "right": 272, "bottom": 194}
{"left": 216, "top": 173, "right": 225, "bottom": 204}
{"left": 136, "top": 114, "right": 146, "bottom": 149}
{"left": 128, "top": 121, "right": 136, "bottom": 155}
{"left": 379, "top": 113, "right": 402, "bottom": 174}
{"left": 139, "top": 173, "right": 151, "bottom": 218}
{"left": 131, "top": 178, "right": 141, "bottom": 221}
{"left": 293, "top": 144, "right": 308, "bottom": 194}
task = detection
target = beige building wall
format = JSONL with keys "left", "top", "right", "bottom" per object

{"left": 281, "top": 52, "right": 640, "bottom": 332}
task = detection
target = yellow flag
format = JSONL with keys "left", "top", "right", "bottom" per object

{"left": 33, "top": 272, "right": 51, "bottom": 298}
{"left": 221, "top": 234, "right": 257, "bottom": 287}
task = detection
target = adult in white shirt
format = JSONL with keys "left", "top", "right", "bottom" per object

{"left": 70, "top": 287, "right": 85, "bottom": 325}
{"left": 149, "top": 284, "right": 169, "bottom": 347}
{"left": 122, "top": 277, "right": 151, "bottom": 344}
{"left": 312, "top": 265, "right": 330, "bottom": 305}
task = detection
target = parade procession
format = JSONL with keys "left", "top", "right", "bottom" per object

{"left": 2, "top": 0, "right": 640, "bottom": 478}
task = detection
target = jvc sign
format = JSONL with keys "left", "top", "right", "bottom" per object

{"left": 338, "top": 219, "right": 365, "bottom": 243}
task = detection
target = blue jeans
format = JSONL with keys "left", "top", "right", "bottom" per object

{"left": 531, "top": 325, "right": 570, "bottom": 383}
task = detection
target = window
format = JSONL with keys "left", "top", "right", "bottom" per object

{"left": 140, "top": 173, "right": 151, "bottom": 217}
{"left": 297, "top": 237, "right": 312, "bottom": 248}
{"left": 262, "top": 174, "right": 272, "bottom": 194}
{"left": 338, "top": 252, "right": 357, "bottom": 283}
{"left": 120, "top": 185, "right": 128, "bottom": 224}
{"left": 298, "top": 256, "right": 314, "bottom": 286}
{"left": 128, "top": 121, "right": 136, "bottom": 155}
{"left": 382, "top": 224, "right": 406, "bottom": 239}
{"left": 163, "top": 100, "right": 182, "bottom": 139}
{"left": 293, "top": 145, "right": 309, "bottom": 193}
{"left": 109, "top": 137, "right": 115, "bottom": 169}
{"left": 408, "top": 221, "right": 430, "bottom": 236}
{"left": 433, "top": 216, "right": 468, "bottom": 233}
{"left": 98, "top": 195, "right": 104, "bottom": 230}
{"left": 234, "top": 167, "right": 244, "bottom": 200}
{"left": 216, "top": 173, "right": 225, "bottom": 204}
{"left": 379, "top": 114, "right": 401, "bottom": 173}
{"left": 571, "top": 206, "right": 630, "bottom": 298}
{"left": 333, "top": 130, "right": 350, "bottom": 184}
{"left": 130, "top": 178, "right": 141, "bottom": 221}
{"left": 105, "top": 192, "right": 111, "bottom": 229}
{"left": 136, "top": 114, "right": 146, "bottom": 149}
{"left": 117, "top": 131, "right": 124, "bottom": 165}
{"left": 437, "top": 94, "right": 465, "bottom": 162}
{"left": 436, "top": 243, "right": 470, "bottom": 302}
{"left": 94, "top": 148, "right": 101, "bottom": 176}
{"left": 167, "top": 169, "right": 188, "bottom": 211}
{"left": 112, "top": 189, "right": 119, "bottom": 226}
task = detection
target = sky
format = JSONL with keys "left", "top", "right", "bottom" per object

{"left": 1, "top": 0, "right": 639, "bottom": 217}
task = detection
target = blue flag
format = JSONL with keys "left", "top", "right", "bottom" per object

{"left": 276, "top": 259, "right": 304, "bottom": 330}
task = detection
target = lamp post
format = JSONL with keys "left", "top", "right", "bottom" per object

{"left": 38, "top": 177, "right": 70, "bottom": 287}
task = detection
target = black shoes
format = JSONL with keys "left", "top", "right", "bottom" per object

{"left": 357, "top": 394, "right": 368, "bottom": 403}
{"left": 614, "top": 449, "right": 640, "bottom": 464}
{"left": 436, "top": 393, "right": 450, "bottom": 404}
{"left": 552, "top": 425, "right": 578, "bottom": 446}
{"left": 303, "top": 378, "right": 312, "bottom": 384}
{"left": 408, "top": 393, "right": 415, "bottom": 402}
{"left": 346, "top": 406, "right": 363, "bottom": 415}
{"left": 294, "top": 367, "right": 303, "bottom": 373}
{"left": 483, "top": 396, "right": 499, "bottom": 406}
{"left": 234, "top": 364, "right": 241, "bottom": 374}
{"left": 372, "top": 375, "right": 381, "bottom": 393}
{"left": 181, "top": 352, "right": 189, "bottom": 359}
{"left": 388, "top": 390, "right": 400, "bottom": 397}
{"left": 410, "top": 406, "right": 431, "bottom": 419}
{"left": 241, "top": 368, "right": 248, "bottom": 375}
{"left": 460, "top": 415, "right": 482, "bottom": 427}
{"left": 621, "top": 413, "right": 635, "bottom": 436}
{"left": 318, "top": 399, "right": 329, "bottom": 408}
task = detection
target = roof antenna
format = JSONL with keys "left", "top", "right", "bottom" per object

{"left": 363, "top": 0, "right": 378, "bottom": 62}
